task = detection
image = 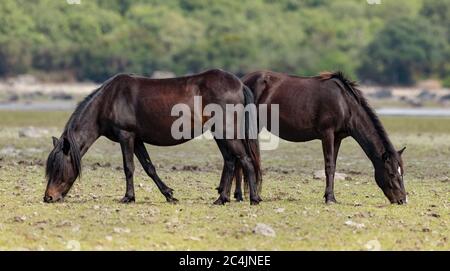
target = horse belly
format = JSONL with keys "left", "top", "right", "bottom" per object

{"left": 140, "top": 131, "right": 190, "bottom": 146}
{"left": 135, "top": 114, "right": 189, "bottom": 146}
{"left": 265, "top": 102, "right": 320, "bottom": 142}
{"left": 276, "top": 124, "right": 319, "bottom": 142}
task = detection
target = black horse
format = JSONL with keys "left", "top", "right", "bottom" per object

{"left": 44, "top": 69, "right": 261, "bottom": 205}
{"left": 229, "top": 71, "right": 407, "bottom": 204}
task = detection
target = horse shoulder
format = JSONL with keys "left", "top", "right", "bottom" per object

{"left": 319, "top": 79, "right": 353, "bottom": 124}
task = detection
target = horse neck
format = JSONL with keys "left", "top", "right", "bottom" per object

{"left": 64, "top": 96, "right": 101, "bottom": 157}
{"left": 348, "top": 107, "right": 390, "bottom": 169}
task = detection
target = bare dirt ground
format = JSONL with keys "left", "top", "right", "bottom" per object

{"left": 0, "top": 111, "right": 448, "bottom": 250}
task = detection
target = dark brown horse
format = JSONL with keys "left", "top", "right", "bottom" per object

{"left": 229, "top": 71, "right": 407, "bottom": 204}
{"left": 44, "top": 69, "right": 262, "bottom": 205}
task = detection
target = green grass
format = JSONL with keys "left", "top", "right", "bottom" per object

{"left": 0, "top": 111, "right": 448, "bottom": 250}
{"left": 0, "top": 111, "right": 70, "bottom": 127}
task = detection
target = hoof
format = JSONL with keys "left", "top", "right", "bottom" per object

{"left": 250, "top": 197, "right": 260, "bottom": 205}
{"left": 234, "top": 192, "right": 243, "bottom": 202}
{"left": 164, "top": 187, "right": 174, "bottom": 197}
{"left": 163, "top": 188, "right": 177, "bottom": 203}
{"left": 213, "top": 197, "right": 229, "bottom": 205}
{"left": 166, "top": 197, "right": 179, "bottom": 204}
{"left": 120, "top": 196, "right": 135, "bottom": 203}
{"left": 325, "top": 195, "right": 337, "bottom": 204}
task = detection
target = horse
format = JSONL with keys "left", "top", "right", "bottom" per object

{"left": 44, "top": 69, "right": 262, "bottom": 205}
{"left": 227, "top": 71, "right": 407, "bottom": 204}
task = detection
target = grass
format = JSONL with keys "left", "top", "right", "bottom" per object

{"left": 0, "top": 111, "right": 448, "bottom": 250}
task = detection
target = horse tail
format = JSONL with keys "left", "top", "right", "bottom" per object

{"left": 242, "top": 85, "right": 262, "bottom": 196}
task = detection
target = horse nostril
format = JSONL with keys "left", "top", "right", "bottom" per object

{"left": 44, "top": 195, "right": 53, "bottom": 202}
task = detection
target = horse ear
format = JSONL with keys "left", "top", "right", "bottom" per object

{"left": 52, "top": 137, "right": 59, "bottom": 147}
{"left": 62, "top": 137, "right": 71, "bottom": 155}
{"left": 398, "top": 146, "right": 406, "bottom": 156}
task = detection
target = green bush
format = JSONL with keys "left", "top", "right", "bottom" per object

{"left": 0, "top": 0, "right": 447, "bottom": 85}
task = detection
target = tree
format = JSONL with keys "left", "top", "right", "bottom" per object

{"left": 358, "top": 17, "right": 447, "bottom": 85}
{"left": 420, "top": 0, "right": 450, "bottom": 86}
{"left": 0, "top": 1, "right": 36, "bottom": 75}
{"left": 3, "top": 0, "right": 449, "bottom": 85}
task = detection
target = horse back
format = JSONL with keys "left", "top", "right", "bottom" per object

{"left": 243, "top": 71, "right": 351, "bottom": 141}
{"left": 97, "top": 70, "right": 244, "bottom": 145}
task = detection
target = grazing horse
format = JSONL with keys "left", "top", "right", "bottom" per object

{"left": 44, "top": 69, "right": 262, "bottom": 205}
{"left": 229, "top": 71, "right": 407, "bottom": 204}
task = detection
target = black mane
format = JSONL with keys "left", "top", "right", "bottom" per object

{"left": 322, "top": 71, "right": 397, "bottom": 156}
{"left": 45, "top": 84, "right": 104, "bottom": 184}
{"left": 65, "top": 86, "right": 102, "bottom": 131}
{"left": 66, "top": 74, "right": 119, "bottom": 131}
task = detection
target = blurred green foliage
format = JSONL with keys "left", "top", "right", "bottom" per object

{"left": 0, "top": 0, "right": 448, "bottom": 85}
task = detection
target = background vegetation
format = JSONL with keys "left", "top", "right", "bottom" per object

{"left": 0, "top": 0, "right": 449, "bottom": 85}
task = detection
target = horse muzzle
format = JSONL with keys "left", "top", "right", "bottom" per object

{"left": 43, "top": 194, "right": 64, "bottom": 203}
{"left": 389, "top": 195, "right": 408, "bottom": 205}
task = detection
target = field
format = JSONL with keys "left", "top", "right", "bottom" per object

{"left": 0, "top": 111, "right": 448, "bottom": 250}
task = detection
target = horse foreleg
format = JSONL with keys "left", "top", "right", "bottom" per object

{"left": 333, "top": 137, "right": 342, "bottom": 171}
{"left": 119, "top": 131, "right": 136, "bottom": 203}
{"left": 134, "top": 140, "right": 178, "bottom": 203}
{"left": 321, "top": 131, "right": 337, "bottom": 204}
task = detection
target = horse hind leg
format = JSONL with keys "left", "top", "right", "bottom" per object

{"left": 134, "top": 140, "right": 178, "bottom": 203}
{"left": 233, "top": 155, "right": 261, "bottom": 203}
{"left": 214, "top": 139, "right": 236, "bottom": 205}
{"left": 221, "top": 160, "right": 244, "bottom": 202}
{"left": 233, "top": 162, "right": 244, "bottom": 202}
{"left": 225, "top": 139, "right": 260, "bottom": 205}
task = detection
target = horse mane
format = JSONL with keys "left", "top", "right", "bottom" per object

{"left": 320, "top": 71, "right": 397, "bottom": 156}
{"left": 65, "top": 87, "right": 102, "bottom": 131}
{"left": 45, "top": 80, "right": 109, "bottom": 183}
